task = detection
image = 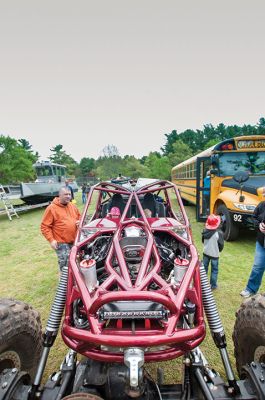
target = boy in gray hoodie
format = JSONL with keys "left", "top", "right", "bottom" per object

{"left": 202, "top": 214, "right": 224, "bottom": 290}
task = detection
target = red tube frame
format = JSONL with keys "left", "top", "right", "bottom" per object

{"left": 62, "top": 180, "right": 206, "bottom": 362}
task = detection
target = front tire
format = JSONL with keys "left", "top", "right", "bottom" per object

{"left": 217, "top": 204, "right": 239, "bottom": 241}
{"left": 233, "top": 294, "right": 265, "bottom": 377}
{"left": 0, "top": 298, "right": 42, "bottom": 380}
{"left": 180, "top": 197, "right": 190, "bottom": 206}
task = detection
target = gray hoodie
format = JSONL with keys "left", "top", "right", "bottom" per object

{"left": 202, "top": 229, "right": 224, "bottom": 259}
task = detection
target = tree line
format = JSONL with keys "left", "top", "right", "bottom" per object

{"left": 1, "top": 118, "right": 265, "bottom": 184}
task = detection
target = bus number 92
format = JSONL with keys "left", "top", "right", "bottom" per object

{"left": 233, "top": 214, "right": 242, "bottom": 223}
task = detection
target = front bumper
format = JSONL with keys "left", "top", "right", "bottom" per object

{"left": 229, "top": 211, "right": 255, "bottom": 229}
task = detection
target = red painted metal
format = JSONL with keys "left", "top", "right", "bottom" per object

{"left": 62, "top": 180, "right": 206, "bottom": 362}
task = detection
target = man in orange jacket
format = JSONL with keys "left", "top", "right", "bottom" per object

{"left": 41, "top": 187, "right": 81, "bottom": 271}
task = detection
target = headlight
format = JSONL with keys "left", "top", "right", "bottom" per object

{"left": 233, "top": 203, "right": 256, "bottom": 212}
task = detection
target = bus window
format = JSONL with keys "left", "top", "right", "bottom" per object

{"left": 186, "top": 165, "right": 189, "bottom": 178}
{"left": 219, "top": 152, "right": 265, "bottom": 176}
{"left": 191, "top": 162, "right": 195, "bottom": 178}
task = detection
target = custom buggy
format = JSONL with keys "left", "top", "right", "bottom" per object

{"left": 1, "top": 179, "right": 265, "bottom": 399}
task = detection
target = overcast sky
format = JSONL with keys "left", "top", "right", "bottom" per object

{"left": 0, "top": 1, "right": 264, "bottom": 162}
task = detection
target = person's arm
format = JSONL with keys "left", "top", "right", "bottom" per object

{"left": 73, "top": 205, "right": 81, "bottom": 227}
{"left": 252, "top": 202, "right": 265, "bottom": 233}
{"left": 218, "top": 231, "right": 224, "bottom": 252}
{"left": 40, "top": 207, "right": 56, "bottom": 246}
{"left": 253, "top": 202, "right": 263, "bottom": 228}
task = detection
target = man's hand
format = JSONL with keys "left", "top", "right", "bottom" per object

{"left": 50, "top": 240, "right": 58, "bottom": 250}
{"left": 259, "top": 222, "right": 265, "bottom": 233}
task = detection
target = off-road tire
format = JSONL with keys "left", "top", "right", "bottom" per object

{"left": 217, "top": 204, "right": 239, "bottom": 241}
{"left": 62, "top": 394, "right": 104, "bottom": 399}
{"left": 233, "top": 294, "right": 265, "bottom": 377}
{"left": 0, "top": 298, "right": 42, "bottom": 380}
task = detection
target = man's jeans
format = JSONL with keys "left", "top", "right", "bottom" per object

{"left": 203, "top": 255, "right": 219, "bottom": 289}
{"left": 246, "top": 241, "right": 265, "bottom": 294}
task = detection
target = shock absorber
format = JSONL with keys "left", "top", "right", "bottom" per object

{"left": 29, "top": 266, "right": 69, "bottom": 399}
{"left": 199, "top": 262, "right": 240, "bottom": 395}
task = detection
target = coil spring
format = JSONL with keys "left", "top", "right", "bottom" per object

{"left": 46, "top": 266, "right": 68, "bottom": 332}
{"left": 199, "top": 263, "right": 223, "bottom": 334}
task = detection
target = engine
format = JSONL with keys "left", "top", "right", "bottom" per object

{"left": 120, "top": 226, "right": 147, "bottom": 262}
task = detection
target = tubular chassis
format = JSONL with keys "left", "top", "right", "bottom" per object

{"left": 0, "top": 179, "right": 265, "bottom": 400}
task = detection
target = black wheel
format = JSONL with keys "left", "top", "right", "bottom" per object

{"left": 62, "top": 394, "right": 104, "bottom": 399}
{"left": 217, "top": 204, "right": 239, "bottom": 241}
{"left": 0, "top": 298, "right": 42, "bottom": 380}
{"left": 233, "top": 294, "right": 265, "bottom": 377}
{"left": 181, "top": 198, "right": 190, "bottom": 206}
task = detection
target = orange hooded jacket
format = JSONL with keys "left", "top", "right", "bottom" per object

{"left": 41, "top": 197, "right": 81, "bottom": 244}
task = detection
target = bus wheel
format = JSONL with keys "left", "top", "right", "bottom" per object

{"left": 217, "top": 204, "right": 239, "bottom": 241}
{"left": 181, "top": 197, "right": 189, "bottom": 206}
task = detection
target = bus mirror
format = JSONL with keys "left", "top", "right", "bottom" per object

{"left": 233, "top": 171, "right": 249, "bottom": 184}
{"left": 233, "top": 171, "right": 249, "bottom": 203}
{"left": 211, "top": 154, "right": 219, "bottom": 167}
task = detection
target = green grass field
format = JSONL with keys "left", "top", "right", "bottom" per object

{"left": 0, "top": 193, "right": 264, "bottom": 383}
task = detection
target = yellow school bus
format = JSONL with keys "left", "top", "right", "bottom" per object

{"left": 171, "top": 135, "right": 265, "bottom": 240}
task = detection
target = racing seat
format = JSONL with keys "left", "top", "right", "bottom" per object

{"left": 141, "top": 193, "right": 166, "bottom": 217}
{"left": 142, "top": 193, "right": 157, "bottom": 217}
{"left": 108, "top": 193, "right": 125, "bottom": 215}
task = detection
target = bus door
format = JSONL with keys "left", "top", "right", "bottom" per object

{"left": 196, "top": 157, "right": 211, "bottom": 221}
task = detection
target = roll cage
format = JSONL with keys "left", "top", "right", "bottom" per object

{"left": 62, "top": 180, "right": 206, "bottom": 363}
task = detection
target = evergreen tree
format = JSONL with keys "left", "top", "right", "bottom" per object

{"left": 168, "top": 140, "right": 193, "bottom": 167}
{"left": 49, "top": 144, "right": 78, "bottom": 175}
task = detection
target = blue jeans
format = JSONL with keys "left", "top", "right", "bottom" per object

{"left": 203, "top": 255, "right": 219, "bottom": 289}
{"left": 82, "top": 192, "right": 87, "bottom": 204}
{"left": 203, "top": 193, "right": 210, "bottom": 215}
{"left": 246, "top": 241, "right": 265, "bottom": 294}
